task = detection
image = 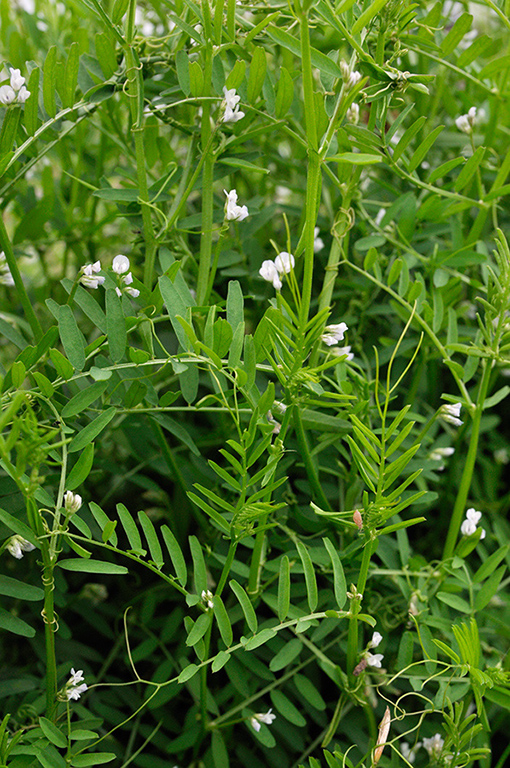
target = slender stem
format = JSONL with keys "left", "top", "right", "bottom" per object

{"left": 42, "top": 553, "right": 58, "bottom": 719}
{"left": 293, "top": 407, "right": 332, "bottom": 511}
{"left": 0, "top": 215, "right": 43, "bottom": 342}
{"left": 298, "top": 10, "right": 321, "bottom": 328}
{"left": 347, "top": 538, "right": 374, "bottom": 682}
{"left": 442, "top": 361, "right": 492, "bottom": 559}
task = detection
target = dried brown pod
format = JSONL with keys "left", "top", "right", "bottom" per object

{"left": 352, "top": 658, "right": 368, "bottom": 676}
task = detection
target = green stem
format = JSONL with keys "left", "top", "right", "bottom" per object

{"left": 196, "top": 7, "right": 214, "bottom": 307}
{"left": 125, "top": 6, "right": 158, "bottom": 289}
{"left": 298, "top": 10, "right": 321, "bottom": 329}
{"left": 42, "top": 554, "right": 58, "bottom": 719}
{"left": 347, "top": 538, "right": 374, "bottom": 682}
{"left": 442, "top": 361, "right": 492, "bottom": 559}
{"left": 293, "top": 407, "right": 332, "bottom": 511}
{"left": 0, "top": 215, "right": 43, "bottom": 342}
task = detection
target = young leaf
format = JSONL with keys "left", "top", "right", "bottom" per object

{"left": 189, "top": 535, "right": 207, "bottom": 593}
{"left": 278, "top": 554, "right": 291, "bottom": 621}
{"left": 323, "top": 537, "right": 347, "bottom": 609}
{"left": 229, "top": 579, "right": 257, "bottom": 633}
{"left": 186, "top": 612, "right": 212, "bottom": 646}
{"left": 62, "top": 381, "right": 109, "bottom": 418}
{"left": 275, "top": 66, "right": 294, "bottom": 118}
{"left": 247, "top": 46, "right": 267, "bottom": 103}
{"left": 63, "top": 42, "right": 80, "bottom": 108}
{"left": 68, "top": 408, "right": 116, "bottom": 453}
{"left": 66, "top": 444, "right": 95, "bottom": 490}
{"left": 213, "top": 595, "right": 233, "bottom": 647}
{"left": 138, "top": 510, "right": 164, "bottom": 569}
{"left": 58, "top": 305, "right": 86, "bottom": 371}
{"left": 161, "top": 525, "right": 187, "bottom": 586}
{"left": 106, "top": 289, "right": 126, "bottom": 363}
{"left": 89, "top": 501, "right": 118, "bottom": 546}
{"left": 296, "top": 540, "right": 318, "bottom": 613}
{"left": 43, "top": 45, "right": 58, "bottom": 118}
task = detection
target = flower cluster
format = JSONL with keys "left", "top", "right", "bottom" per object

{"left": 6, "top": 535, "right": 35, "bottom": 559}
{"left": 0, "top": 251, "right": 14, "bottom": 286}
{"left": 65, "top": 668, "right": 88, "bottom": 701}
{"left": 259, "top": 251, "right": 295, "bottom": 291}
{"left": 422, "top": 733, "right": 444, "bottom": 758}
{"left": 112, "top": 254, "right": 140, "bottom": 298}
{"left": 461, "top": 507, "right": 486, "bottom": 539}
{"left": 428, "top": 446, "right": 455, "bottom": 470}
{"left": 201, "top": 589, "right": 214, "bottom": 610}
{"left": 222, "top": 86, "right": 244, "bottom": 123}
{"left": 439, "top": 402, "right": 463, "bottom": 427}
{"left": 80, "top": 261, "right": 105, "bottom": 289}
{"left": 0, "top": 67, "right": 30, "bottom": 105}
{"left": 346, "top": 103, "right": 359, "bottom": 124}
{"left": 63, "top": 491, "right": 82, "bottom": 515}
{"left": 400, "top": 741, "right": 421, "bottom": 763}
{"left": 340, "top": 60, "right": 362, "bottom": 89}
{"left": 313, "top": 227, "right": 324, "bottom": 253}
{"left": 224, "top": 189, "right": 249, "bottom": 221}
{"left": 250, "top": 708, "right": 276, "bottom": 732}
{"left": 321, "top": 322, "right": 348, "bottom": 347}
{"left": 366, "top": 630, "right": 384, "bottom": 668}
{"left": 455, "top": 106, "right": 477, "bottom": 134}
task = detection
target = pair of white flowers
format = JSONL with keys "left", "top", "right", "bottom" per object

{"left": 366, "top": 630, "right": 384, "bottom": 668}
{"left": 6, "top": 535, "right": 35, "bottom": 559}
{"left": 0, "top": 66, "right": 30, "bottom": 105}
{"left": 456, "top": 106, "right": 477, "bottom": 134}
{"left": 65, "top": 668, "right": 88, "bottom": 701}
{"left": 64, "top": 490, "right": 82, "bottom": 514}
{"left": 461, "top": 507, "right": 486, "bottom": 539}
{"left": 80, "top": 255, "right": 140, "bottom": 297}
{"left": 340, "top": 60, "right": 362, "bottom": 89}
{"left": 439, "top": 402, "right": 463, "bottom": 427}
{"left": 222, "top": 87, "right": 244, "bottom": 124}
{"left": 259, "top": 252, "right": 295, "bottom": 291}
{"left": 250, "top": 708, "right": 276, "bottom": 732}
{"left": 400, "top": 733, "right": 444, "bottom": 764}
{"left": 321, "top": 323, "right": 354, "bottom": 361}
{"left": 224, "top": 189, "right": 249, "bottom": 221}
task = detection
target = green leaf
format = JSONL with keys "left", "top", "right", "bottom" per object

{"left": 0, "top": 606, "right": 35, "bottom": 637}
{"left": 474, "top": 565, "right": 506, "bottom": 612}
{"left": 58, "top": 559, "right": 128, "bottom": 574}
{"left": 352, "top": 0, "right": 388, "bottom": 34}
{"left": 244, "top": 627, "right": 277, "bottom": 650}
{"left": 212, "top": 729, "right": 229, "bottom": 768}
{"left": 159, "top": 275, "right": 191, "bottom": 350}
{"left": 296, "top": 540, "right": 318, "bottom": 613}
{"left": 226, "top": 280, "right": 244, "bottom": 330}
{"left": 269, "top": 638, "right": 302, "bottom": 672}
{"left": 43, "top": 45, "right": 58, "bottom": 118}
{"left": 213, "top": 594, "right": 233, "bottom": 646}
{"left": 441, "top": 13, "right": 473, "bottom": 54}
{"left": 111, "top": 0, "right": 129, "bottom": 23}
{"left": 178, "top": 663, "right": 199, "bottom": 683}
{"left": 66, "top": 443, "right": 95, "bottom": 490}
{"left": 71, "top": 754, "right": 116, "bottom": 766}
{"left": 278, "top": 555, "right": 291, "bottom": 621}
{"left": 275, "top": 66, "right": 294, "bottom": 118}
{"left": 479, "top": 55, "right": 510, "bottom": 79}
{"left": 323, "top": 537, "right": 347, "bottom": 609}
{"left": 247, "top": 46, "right": 267, "bottom": 104}
{"left": 329, "top": 152, "right": 382, "bottom": 165}
{"left": 138, "top": 510, "right": 164, "bottom": 568}
{"left": 294, "top": 673, "right": 327, "bottom": 710}
{"left": 436, "top": 592, "right": 471, "bottom": 613}
{"left": 95, "top": 32, "right": 117, "bottom": 79}
{"left": 212, "top": 650, "right": 230, "bottom": 672}
{"left": 0, "top": 575, "right": 43, "bottom": 601}
{"left": 189, "top": 535, "right": 207, "bottom": 593}
{"left": 267, "top": 25, "right": 343, "bottom": 79}
{"left": 89, "top": 501, "right": 118, "bottom": 546}
{"left": 228, "top": 581, "right": 257, "bottom": 635}
{"left": 176, "top": 49, "right": 191, "bottom": 95}
{"left": 407, "top": 125, "right": 444, "bottom": 172}
{"left": 63, "top": 42, "right": 80, "bottom": 108}
{"left": 62, "top": 381, "right": 109, "bottom": 418}
{"left": 225, "top": 59, "right": 246, "bottom": 89}
{"left": 393, "top": 116, "right": 427, "bottom": 162}
{"left": 473, "top": 545, "right": 509, "bottom": 584}
{"left": 189, "top": 60, "right": 204, "bottom": 97}
{"left": 68, "top": 407, "right": 116, "bottom": 453}
{"left": 58, "top": 305, "right": 86, "bottom": 371}
{"left": 186, "top": 612, "right": 212, "bottom": 646}
{"left": 39, "top": 718, "right": 67, "bottom": 749}
{"left": 161, "top": 525, "right": 187, "bottom": 586}
{"left": 483, "top": 385, "right": 510, "bottom": 409}
{"left": 454, "top": 146, "right": 486, "bottom": 193}
{"left": 0, "top": 507, "right": 37, "bottom": 545}
{"left": 117, "top": 503, "right": 145, "bottom": 556}
{"left": 50, "top": 347, "right": 74, "bottom": 379}
{"left": 270, "top": 688, "right": 306, "bottom": 727}
{"left": 106, "top": 289, "right": 126, "bottom": 363}
{"left": 24, "top": 67, "right": 40, "bottom": 136}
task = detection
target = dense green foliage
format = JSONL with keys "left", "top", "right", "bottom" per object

{"left": 1, "top": 0, "right": 510, "bottom": 766}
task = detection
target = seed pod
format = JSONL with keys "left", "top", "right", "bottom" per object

{"left": 352, "top": 658, "right": 368, "bottom": 676}
{"left": 353, "top": 509, "right": 363, "bottom": 530}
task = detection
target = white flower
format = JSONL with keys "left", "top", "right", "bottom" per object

{"left": 80, "top": 261, "right": 105, "bottom": 289}
{"left": 259, "top": 260, "right": 282, "bottom": 291}
{"left": 16, "top": 85, "right": 30, "bottom": 104}
{"left": 6, "top": 535, "right": 35, "bottom": 559}
{"left": 273, "top": 401, "right": 287, "bottom": 415}
{"left": 112, "top": 254, "right": 130, "bottom": 274}
{"left": 401, "top": 741, "right": 420, "bottom": 763}
{"left": 331, "top": 345, "right": 354, "bottom": 361}
{"left": 0, "top": 85, "right": 16, "bottom": 105}
{"left": 346, "top": 103, "right": 359, "bottom": 124}
{"left": 439, "top": 402, "right": 463, "bottom": 427}
{"left": 340, "top": 60, "right": 361, "bottom": 88}
{"left": 267, "top": 412, "right": 281, "bottom": 434}
{"left": 422, "top": 733, "right": 444, "bottom": 758}
{"left": 222, "top": 86, "right": 245, "bottom": 123}
{"left": 63, "top": 491, "right": 82, "bottom": 514}
{"left": 250, "top": 708, "right": 276, "bottom": 731}
{"left": 115, "top": 287, "right": 122, "bottom": 297}
{"left": 201, "top": 589, "right": 214, "bottom": 609}
{"left": 495, "top": 448, "right": 509, "bottom": 464}
{"left": 369, "top": 631, "right": 383, "bottom": 648}
{"left": 224, "top": 189, "right": 249, "bottom": 221}
{"left": 313, "top": 227, "right": 325, "bottom": 252}
{"left": 125, "top": 287, "right": 140, "bottom": 298}
{"left": 274, "top": 251, "right": 295, "bottom": 274}
{"left": 366, "top": 652, "right": 384, "bottom": 668}
{"left": 455, "top": 106, "right": 477, "bottom": 134}
{"left": 0, "top": 251, "right": 14, "bottom": 286}
{"left": 9, "top": 68, "right": 25, "bottom": 91}
{"left": 65, "top": 666, "right": 88, "bottom": 701}
{"left": 321, "top": 322, "right": 348, "bottom": 346}
{"left": 461, "top": 507, "right": 486, "bottom": 539}
{"left": 428, "top": 447, "right": 455, "bottom": 462}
